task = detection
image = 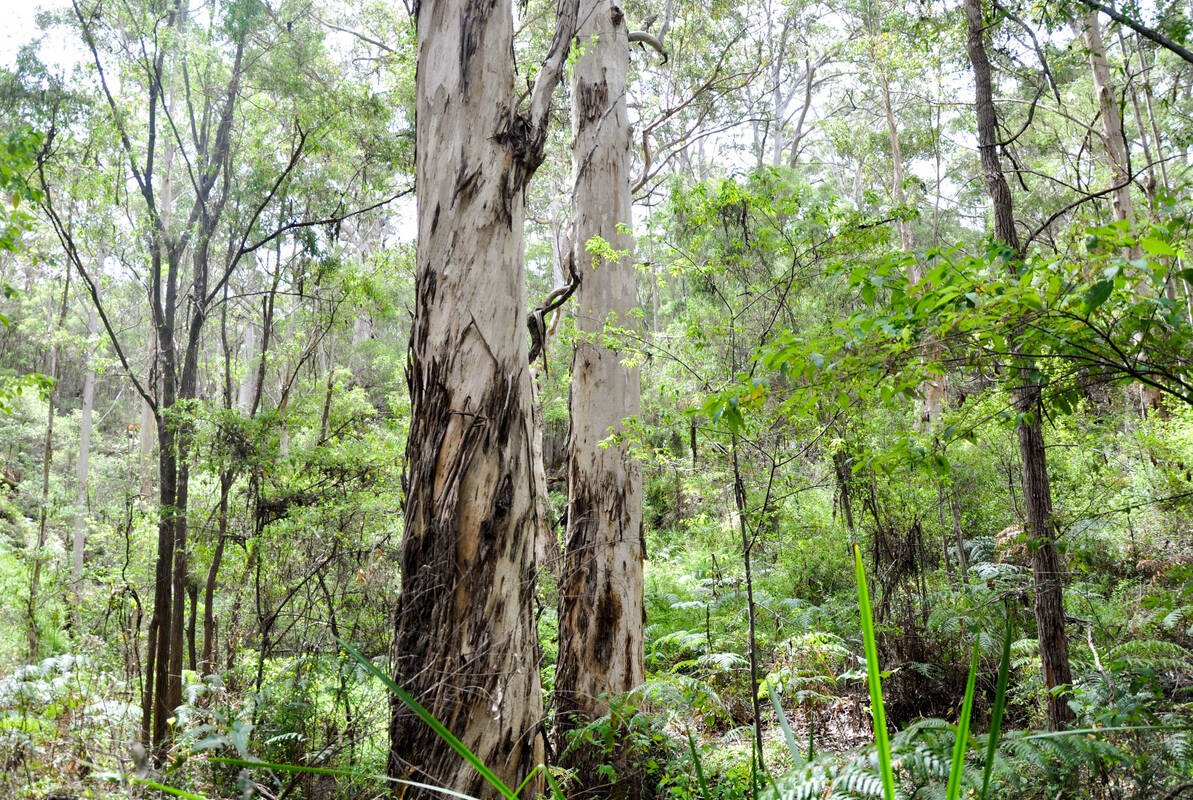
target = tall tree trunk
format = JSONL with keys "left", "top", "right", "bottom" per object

{"left": 237, "top": 322, "right": 257, "bottom": 410}
{"left": 186, "top": 576, "right": 198, "bottom": 672}
{"left": 202, "top": 286, "right": 237, "bottom": 676}
{"left": 880, "top": 73, "right": 915, "bottom": 253}
{"left": 70, "top": 296, "right": 99, "bottom": 630}
{"left": 964, "top": 0, "right": 1074, "bottom": 730}
{"left": 201, "top": 471, "right": 232, "bottom": 675}
{"left": 28, "top": 270, "right": 71, "bottom": 660}
{"left": 1077, "top": 12, "right": 1135, "bottom": 225}
{"left": 555, "top": 0, "right": 645, "bottom": 791}
{"left": 879, "top": 69, "right": 945, "bottom": 425}
{"left": 388, "top": 0, "right": 576, "bottom": 794}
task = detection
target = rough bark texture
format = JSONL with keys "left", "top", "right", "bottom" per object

{"left": 1014, "top": 383, "right": 1074, "bottom": 729}
{"left": 388, "top": 0, "right": 575, "bottom": 793}
{"left": 555, "top": 1, "right": 646, "bottom": 791}
{"left": 964, "top": 0, "right": 1074, "bottom": 730}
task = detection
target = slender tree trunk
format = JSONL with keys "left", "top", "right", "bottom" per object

{"left": 28, "top": 271, "right": 71, "bottom": 661}
{"left": 1077, "top": 12, "right": 1135, "bottom": 225}
{"left": 147, "top": 368, "right": 176, "bottom": 749}
{"left": 880, "top": 73, "right": 915, "bottom": 253}
{"left": 138, "top": 386, "right": 156, "bottom": 500}
{"left": 225, "top": 538, "right": 257, "bottom": 677}
{"left": 1075, "top": 15, "right": 1169, "bottom": 412}
{"left": 201, "top": 285, "right": 236, "bottom": 676}
{"left": 1134, "top": 36, "right": 1170, "bottom": 193}
{"left": 389, "top": 0, "right": 576, "bottom": 794}
{"left": 964, "top": 0, "right": 1074, "bottom": 730}
{"left": 530, "top": 375, "right": 562, "bottom": 581}
{"left": 71, "top": 294, "right": 99, "bottom": 616}
{"left": 186, "top": 576, "right": 198, "bottom": 672}
{"left": 1115, "top": 32, "right": 1158, "bottom": 211}
{"left": 879, "top": 68, "right": 946, "bottom": 425}
{"left": 237, "top": 323, "right": 257, "bottom": 410}
{"left": 949, "top": 490, "right": 969, "bottom": 584}
{"left": 555, "top": 0, "right": 645, "bottom": 791}
{"left": 200, "top": 471, "right": 231, "bottom": 675}
{"left": 731, "top": 441, "right": 766, "bottom": 770}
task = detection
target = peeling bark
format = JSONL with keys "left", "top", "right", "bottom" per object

{"left": 389, "top": 0, "right": 577, "bottom": 795}
{"left": 555, "top": 0, "right": 646, "bottom": 792}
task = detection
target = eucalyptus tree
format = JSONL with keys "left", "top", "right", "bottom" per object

{"left": 387, "top": 0, "right": 578, "bottom": 794}
{"left": 554, "top": 0, "right": 645, "bottom": 790}
{"left": 963, "top": 0, "right": 1074, "bottom": 730}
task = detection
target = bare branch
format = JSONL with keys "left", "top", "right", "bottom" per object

{"left": 527, "top": 0, "right": 581, "bottom": 138}
{"left": 37, "top": 134, "right": 158, "bottom": 413}
{"left": 1075, "top": 0, "right": 1193, "bottom": 66}
{"left": 628, "top": 31, "right": 667, "bottom": 62}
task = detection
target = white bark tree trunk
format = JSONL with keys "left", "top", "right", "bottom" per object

{"left": 555, "top": 0, "right": 645, "bottom": 790}
{"left": 1078, "top": 11, "right": 1135, "bottom": 224}
{"left": 72, "top": 298, "right": 99, "bottom": 590}
{"left": 389, "top": 0, "right": 576, "bottom": 795}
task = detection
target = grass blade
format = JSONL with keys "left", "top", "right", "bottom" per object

{"left": 979, "top": 615, "right": 1013, "bottom": 800}
{"left": 768, "top": 680, "right": 805, "bottom": 768}
{"left": 854, "top": 543, "right": 895, "bottom": 800}
{"left": 686, "top": 728, "right": 712, "bottom": 800}
{"left": 946, "top": 637, "right": 980, "bottom": 800}
{"left": 338, "top": 639, "right": 519, "bottom": 800}
{"left": 543, "top": 765, "right": 567, "bottom": 800}
{"left": 514, "top": 764, "right": 544, "bottom": 798}
{"left": 127, "top": 778, "right": 210, "bottom": 800}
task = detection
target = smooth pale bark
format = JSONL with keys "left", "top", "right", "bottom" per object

{"left": 1078, "top": 12, "right": 1135, "bottom": 224}
{"left": 1115, "top": 32, "right": 1159, "bottom": 209}
{"left": 878, "top": 70, "right": 945, "bottom": 426}
{"left": 389, "top": 0, "right": 575, "bottom": 795}
{"left": 237, "top": 323, "right": 257, "bottom": 410}
{"left": 555, "top": 0, "right": 646, "bottom": 790}
{"left": 1075, "top": 13, "right": 1175, "bottom": 417}
{"left": 138, "top": 396, "right": 155, "bottom": 498}
{"left": 72, "top": 299, "right": 98, "bottom": 592}
{"left": 964, "top": 0, "right": 1074, "bottom": 730}
{"left": 1075, "top": 14, "right": 1169, "bottom": 413}
{"left": 879, "top": 74, "right": 915, "bottom": 253}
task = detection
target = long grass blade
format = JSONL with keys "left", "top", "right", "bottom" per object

{"left": 128, "top": 778, "right": 210, "bottom": 800}
{"left": 339, "top": 639, "right": 519, "bottom": 800}
{"left": 854, "top": 543, "right": 895, "bottom": 800}
{"left": 543, "top": 765, "right": 567, "bottom": 800}
{"left": 514, "top": 764, "right": 544, "bottom": 798}
{"left": 946, "top": 637, "right": 980, "bottom": 800}
{"left": 768, "top": 680, "right": 805, "bottom": 769}
{"left": 979, "top": 615, "right": 1013, "bottom": 800}
{"left": 686, "top": 728, "right": 713, "bottom": 800}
